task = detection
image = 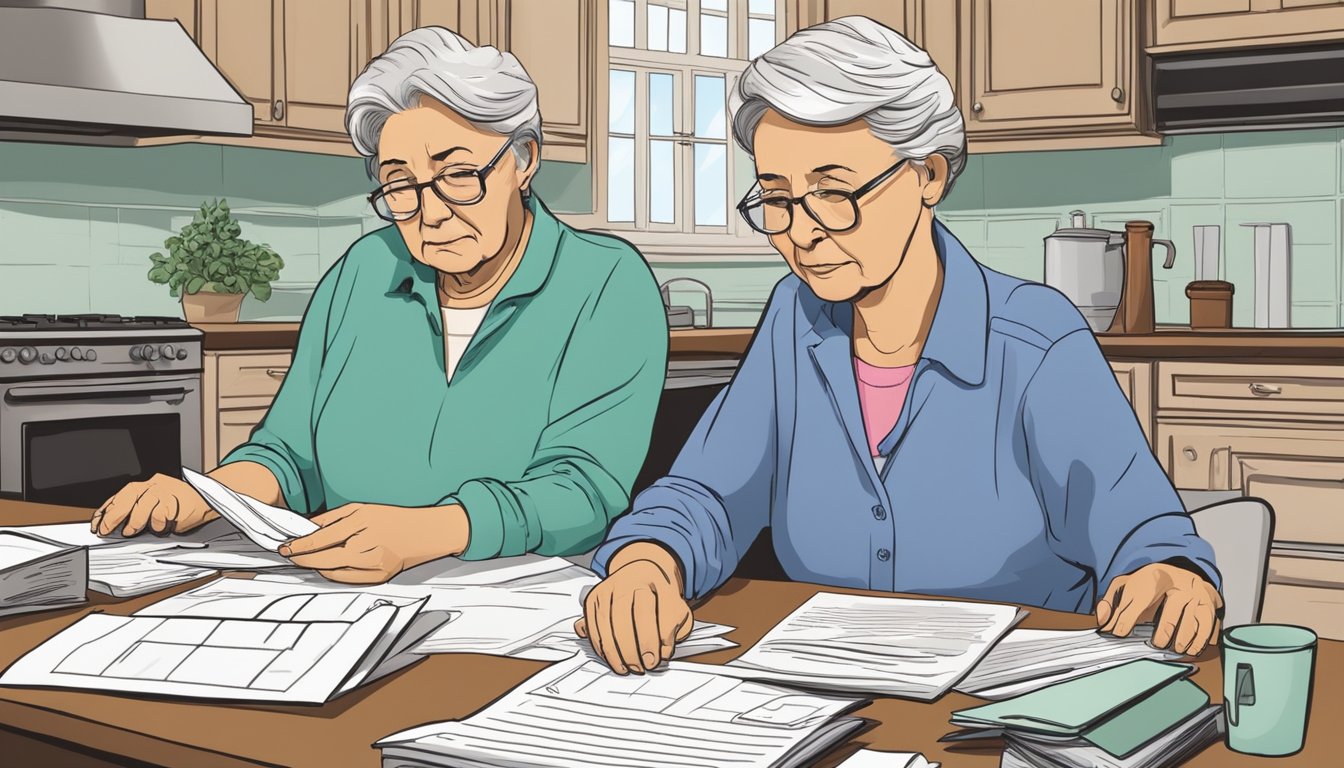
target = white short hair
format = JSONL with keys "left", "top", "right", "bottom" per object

{"left": 346, "top": 27, "right": 542, "bottom": 179}
{"left": 730, "top": 16, "right": 967, "bottom": 194}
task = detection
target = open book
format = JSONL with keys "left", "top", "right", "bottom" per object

{"left": 376, "top": 656, "right": 870, "bottom": 768}
{"left": 0, "top": 577, "right": 449, "bottom": 704}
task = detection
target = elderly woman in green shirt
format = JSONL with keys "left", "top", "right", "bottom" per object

{"left": 90, "top": 27, "right": 669, "bottom": 584}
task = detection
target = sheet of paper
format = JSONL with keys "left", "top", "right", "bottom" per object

{"left": 182, "top": 467, "right": 317, "bottom": 551}
{"left": 376, "top": 656, "right": 868, "bottom": 768}
{"left": 2, "top": 522, "right": 117, "bottom": 549}
{"left": 838, "top": 749, "right": 939, "bottom": 768}
{"left": 151, "top": 532, "right": 293, "bottom": 571}
{"left": 709, "top": 592, "right": 1024, "bottom": 700}
{"left": 512, "top": 620, "right": 738, "bottom": 662}
{"left": 955, "top": 626, "right": 1182, "bottom": 700}
{"left": 0, "top": 531, "right": 64, "bottom": 570}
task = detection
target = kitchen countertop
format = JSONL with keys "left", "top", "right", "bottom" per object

{"left": 195, "top": 322, "right": 1344, "bottom": 361}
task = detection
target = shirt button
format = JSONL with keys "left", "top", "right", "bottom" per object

{"left": 872, "top": 504, "right": 887, "bottom": 521}
{"left": 877, "top": 548, "right": 891, "bottom": 562}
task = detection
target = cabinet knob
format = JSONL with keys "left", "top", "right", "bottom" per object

{"left": 1111, "top": 87, "right": 1125, "bottom": 103}
{"left": 272, "top": 99, "right": 286, "bottom": 121}
{"left": 971, "top": 101, "right": 984, "bottom": 114}
{"left": 1183, "top": 447, "right": 1198, "bottom": 462}
{"left": 265, "top": 368, "right": 289, "bottom": 378}
{"left": 1249, "top": 382, "right": 1282, "bottom": 396}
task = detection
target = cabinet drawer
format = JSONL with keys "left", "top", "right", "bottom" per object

{"left": 218, "top": 407, "right": 269, "bottom": 460}
{"left": 1248, "top": 475, "right": 1344, "bottom": 547}
{"left": 1156, "top": 361, "right": 1344, "bottom": 417}
{"left": 1262, "top": 560, "right": 1344, "bottom": 641}
{"left": 217, "top": 352, "right": 292, "bottom": 406}
{"left": 1154, "top": 419, "right": 1344, "bottom": 490}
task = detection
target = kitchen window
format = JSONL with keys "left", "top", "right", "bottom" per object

{"left": 602, "top": 0, "right": 786, "bottom": 237}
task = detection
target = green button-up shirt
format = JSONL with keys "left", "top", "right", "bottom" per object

{"left": 220, "top": 197, "right": 669, "bottom": 559}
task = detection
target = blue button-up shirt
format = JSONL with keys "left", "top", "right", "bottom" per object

{"left": 594, "top": 219, "right": 1220, "bottom": 613}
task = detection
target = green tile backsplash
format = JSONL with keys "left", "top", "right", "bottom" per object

{"left": 2, "top": 128, "right": 1343, "bottom": 328}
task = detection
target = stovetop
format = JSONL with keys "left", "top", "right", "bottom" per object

{"left": 0, "top": 314, "right": 194, "bottom": 331}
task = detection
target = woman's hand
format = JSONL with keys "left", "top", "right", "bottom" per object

{"left": 278, "top": 503, "right": 469, "bottom": 584}
{"left": 575, "top": 543, "right": 693, "bottom": 675}
{"left": 90, "top": 473, "right": 218, "bottom": 537}
{"left": 1097, "top": 562, "right": 1224, "bottom": 657}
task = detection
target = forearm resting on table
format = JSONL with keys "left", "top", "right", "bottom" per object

{"left": 207, "top": 461, "right": 284, "bottom": 508}
{"left": 609, "top": 541, "right": 686, "bottom": 593}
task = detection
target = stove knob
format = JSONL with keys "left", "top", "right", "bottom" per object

{"left": 55, "top": 347, "right": 69, "bottom": 361}
{"left": 39, "top": 352, "right": 54, "bottom": 365}
{"left": 0, "top": 348, "right": 15, "bottom": 364}
{"left": 144, "top": 344, "right": 161, "bottom": 361}
{"left": 70, "top": 347, "right": 85, "bottom": 361}
{"left": 129, "top": 346, "right": 142, "bottom": 361}
{"left": 18, "top": 347, "right": 37, "bottom": 364}
{"left": 160, "top": 344, "right": 176, "bottom": 360}
{"left": 85, "top": 348, "right": 98, "bottom": 362}
{"left": 176, "top": 347, "right": 189, "bottom": 360}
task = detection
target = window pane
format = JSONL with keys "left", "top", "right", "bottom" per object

{"left": 609, "top": 0, "right": 634, "bottom": 47}
{"left": 749, "top": 0, "right": 774, "bottom": 15}
{"left": 699, "top": 13, "right": 727, "bottom": 57}
{"left": 748, "top": 17, "right": 774, "bottom": 59}
{"left": 694, "top": 75, "right": 725, "bottom": 139}
{"left": 702, "top": 0, "right": 727, "bottom": 10}
{"left": 607, "top": 137, "right": 635, "bottom": 222}
{"left": 609, "top": 69, "right": 635, "bottom": 134}
{"left": 668, "top": 8, "right": 687, "bottom": 53}
{"left": 694, "top": 143, "right": 727, "bottom": 226}
{"left": 647, "top": 4, "right": 668, "bottom": 51}
{"left": 649, "top": 72, "right": 675, "bottom": 136}
{"left": 649, "top": 140, "right": 676, "bottom": 224}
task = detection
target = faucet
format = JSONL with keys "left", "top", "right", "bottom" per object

{"left": 659, "top": 277, "right": 713, "bottom": 328}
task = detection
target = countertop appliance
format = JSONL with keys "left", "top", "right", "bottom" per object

{"left": 0, "top": 1, "right": 252, "bottom": 145}
{"left": 660, "top": 277, "right": 714, "bottom": 329}
{"left": 0, "top": 314, "right": 203, "bottom": 508}
{"left": 1044, "top": 213, "right": 1176, "bottom": 334}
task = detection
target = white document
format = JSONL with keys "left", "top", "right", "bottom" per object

{"left": 688, "top": 592, "right": 1023, "bottom": 700}
{"left": 376, "top": 656, "right": 869, "bottom": 768}
{"left": 151, "top": 532, "right": 294, "bottom": 571}
{"left": 0, "top": 577, "right": 439, "bottom": 704}
{"left": 512, "top": 620, "right": 738, "bottom": 662}
{"left": 2, "top": 523, "right": 111, "bottom": 550}
{"left": 838, "top": 749, "right": 939, "bottom": 768}
{"left": 0, "top": 531, "right": 63, "bottom": 570}
{"left": 955, "top": 626, "right": 1182, "bottom": 700}
{"left": 182, "top": 467, "right": 317, "bottom": 551}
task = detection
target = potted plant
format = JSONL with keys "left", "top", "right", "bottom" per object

{"left": 147, "top": 199, "right": 284, "bottom": 323}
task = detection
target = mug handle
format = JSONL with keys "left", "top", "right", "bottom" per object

{"left": 1227, "top": 662, "right": 1257, "bottom": 727}
{"left": 1154, "top": 239, "right": 1178, "bottom": 269}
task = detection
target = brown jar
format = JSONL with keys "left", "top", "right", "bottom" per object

{"left": 1186, "top": 280, "right": 1234, "bottom": 329}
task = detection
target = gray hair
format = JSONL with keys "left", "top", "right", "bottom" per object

{"left": 346, "top": 27, "right": 543, "bottom": 179}
{"left": 730, "top": 16, "right": 966, "bottom": 195}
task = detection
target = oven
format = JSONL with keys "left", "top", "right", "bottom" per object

{"left": 0, "top": 315, "right": 204, "bottom": 509}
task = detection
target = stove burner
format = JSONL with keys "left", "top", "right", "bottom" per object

{"left": 0, "top": 314, "right": 192, "bottom": 331}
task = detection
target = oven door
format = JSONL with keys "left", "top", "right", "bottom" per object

{"left": 0, "top": 374, "right": 203, "bottom": 508}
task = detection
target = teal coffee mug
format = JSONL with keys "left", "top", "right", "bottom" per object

{"left": 1221, "top": 624, "right": 1317, "bottom": 756}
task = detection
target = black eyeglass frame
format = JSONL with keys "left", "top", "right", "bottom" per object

{"left": 736, "top": 157, "right": 910, "bottom": 235}
{"left": 368, "top": 139, "right": 516, "bottom": 222}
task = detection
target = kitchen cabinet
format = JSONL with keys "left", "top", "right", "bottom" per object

{"left": 280, "top": 0, "right": 364, "bottom": 135}
{"left": 145, "top": 0, "right": 200, "bottom": 40}
{"left": 377, "top": 0, "right": 493, "bottom": 49}
{"left": 202, "top": 349, "right": 292, "bottom": 469}
{"left": 492, "top": 0, "right": 592, "bottom": 162}
{"left": 1110, "top": 360, "right": 1153, "bottom": 441}
{"left": 1149, "top": 0, "right": 1344, "bottom": 51}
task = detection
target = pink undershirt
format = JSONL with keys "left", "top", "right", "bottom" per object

{"left": 854, "top": 358, "right": 917, "bottom": 458}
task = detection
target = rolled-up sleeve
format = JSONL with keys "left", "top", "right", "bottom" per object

{"left": 1024, "top": 328, "right": 1221, "bottom": 601}
{"left": 449, "top": 257, "right": 669, "bottom": 560}
{"left": 592, "top": 283, "right": 789, "bottom": 599}
{"left": 217, "top": 266, "right": 339, "bottom": 515}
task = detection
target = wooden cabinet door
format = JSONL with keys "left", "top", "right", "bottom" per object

{"left": 281, "top": 0, "right": 365, "bottom": 134}
{"left": 495, "top": 0, "right": 591, "bottom": 162}
{"left": 380, "top": 0, "right": 490, "bottom": 49}
{"left": 964, "top": 0, "right": 1137, "bottom": 134}
{"left": 145, "top": 0, "right": 200, "bottom": 41}
{"left": 202, "top": 0, "right": 283, "bottom": 126}
{"left": 810, "top": 0, "right": 914, "bottom": 31}
{"left": 218, "top": 407, "right": 271, "bottom": 462}
{"left": 1110, "top": 361, "right": 1154, "bottom": 443}
{"left": 1151, "top": 0, "right": 1344, "bottom": 48}
{"left": 1154, "top": 419, "right": 1344, "bottom": 491}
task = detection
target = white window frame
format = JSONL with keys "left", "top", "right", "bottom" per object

{"left": 565, "top": 0, "right": 791, "bottom": 257}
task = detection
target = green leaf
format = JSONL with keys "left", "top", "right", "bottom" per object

{"left": 250, "top": 282, "right": 272, "bottom": 302}
{"left": 185, "top": 276, "right": 207, "bottom": 294}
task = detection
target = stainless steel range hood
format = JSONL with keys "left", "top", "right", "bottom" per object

{"left": 0, "top": 0, "right": 253, "bottom": 145}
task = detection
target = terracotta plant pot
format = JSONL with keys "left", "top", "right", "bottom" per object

{"left": 181, "top": 291, "right": 245, "bottom": 323}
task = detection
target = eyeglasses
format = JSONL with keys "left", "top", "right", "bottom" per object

{"left": 368, "top": 139, "right": 514, "bottom": 222}
{"left": 737, "top": 158, "right": 909, "bottom": 235}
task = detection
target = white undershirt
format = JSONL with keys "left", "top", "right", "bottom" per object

{"left": 440, "top": 305, "right": 490, "bottom": 382}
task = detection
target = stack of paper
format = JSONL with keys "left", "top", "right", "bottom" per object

{"left": 838, "top": 750, "right": 939, "bottom": 768}
{"left": 376, "top": 656, "right": 869, "bottom": 768}
{"left": 0, "top": 576, "right": 449, "bottom": 704}
{"left": 0, "top": 531, "right": 87, "bottom": 617}
{"left": 956, "top": 626, "right": 1181, "bottom": 700}
{"left": 1000, "top": 705, "right": 1222, "bottom": 768}
{"left": 681, "top": 592, "right": 1023, "bottom": 700}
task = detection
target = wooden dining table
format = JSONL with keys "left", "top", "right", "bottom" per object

{"left": 1, "top": 500, "right": 1339, "bottom": 767}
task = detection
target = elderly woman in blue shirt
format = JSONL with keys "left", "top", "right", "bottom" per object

{"left": 578, "top": 16, "right": 1223, "bottom": 675}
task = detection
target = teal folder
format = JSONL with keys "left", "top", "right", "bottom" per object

{"left": 950, "top": 659, "right": 1209, "bottom": 758}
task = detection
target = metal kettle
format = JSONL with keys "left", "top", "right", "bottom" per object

{"left": 1043, "top": 211, "right": 1176, "bottom": 334}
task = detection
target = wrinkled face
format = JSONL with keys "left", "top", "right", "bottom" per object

{"left": 376, "top": 95, "right": 536, "bottom": 274}
{"left": 749, "top": 109, "right": 945, "bottom": 303}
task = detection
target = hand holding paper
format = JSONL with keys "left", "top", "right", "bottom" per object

{"left": 181, "top": 468, "right": 317, "bottom": 552}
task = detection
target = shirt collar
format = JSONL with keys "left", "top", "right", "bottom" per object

{"left": 807, "top": 217, "right": 989, "bottom": 387}
{"left": 385, "top": 194, "right": 562, "bottom": 311}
